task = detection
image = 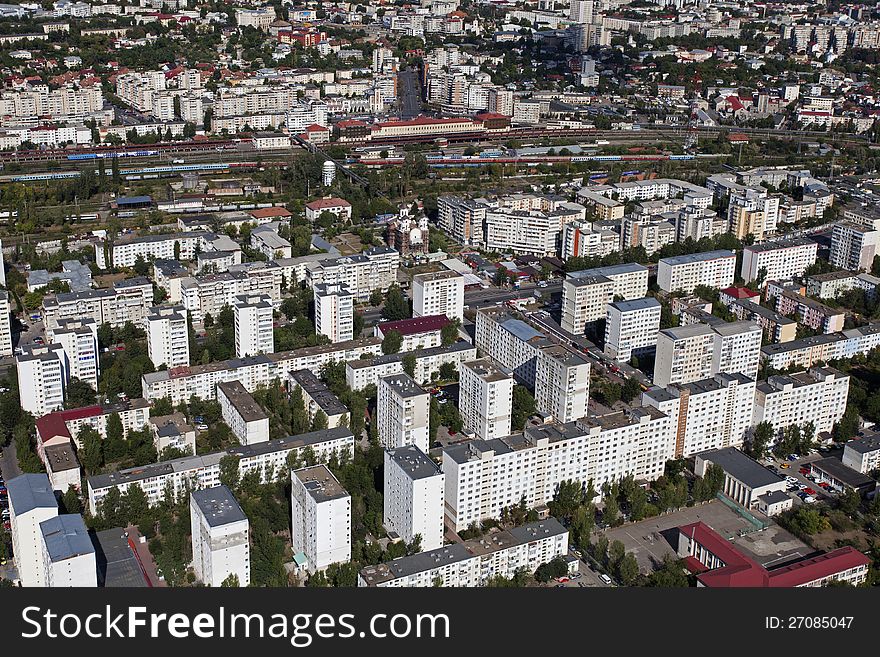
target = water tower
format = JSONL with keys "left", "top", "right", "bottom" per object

{"left": 322, "top": 160, "right": 336, "bottom": 186}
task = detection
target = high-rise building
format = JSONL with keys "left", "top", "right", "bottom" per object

{"left": 47, "top": 317, "right": 99, "bottom": 390}
{"left": 653, "top": 324, "right": 716, "bottom": 388}
{"left": 604, "top": 297, "right": 662, "bottom": 362}
{"left": 643, "top": 373, "right": 756, "bottom": 457}
{"left": 217, "top": 381, "right": 270, "bottom": 446}
{"left": 534, "top": 344, "right": 590, "bottom": 423}
{"left": 0, "top": 291, "right": 12, "bottom": 356}
{"left": 753, "top": 366, "right": 849, "bottom": 437}
{"left": 290, "top": 465, "right": 352, "bottom": 573}
{"left": 562, "top": 264, "right": 649, "bottom": 333}
{"left": 383, "top": 445, "right": 445, "bottom": 551}
{"left": 146, "top": 305, "right": 190, "bottom": 368}
{"left": 711, "top": 321, "right": 762, "bottom": 380}
{"left": 741, "top": 238, "right": 818, "bottom": 285}
{"left": 190, "top": 486, "right": 251, "bottom": 587}
{"left": 233, "top": 293, "right": 274, "bottom": 357}
{"left": 412, "top": 270, "right": 465, "bottom": 322}
{"left": 39, "top": 514, "right": 96, "bottom": 587}
{"left": 459, "top": 359, "right": 514, "bottom": 440}
{"left": 16, "top": 343, "right": 68, "bottom": 416}
{"left": 657, "top": 250, "right": 737, "bottom": 293}
{"left": 830, "top": 222, "right": 879, "bottom": 272}
{"left": 6, "top": 473, "right": 59, "bottom": 587}
{"left": 377, "top": 374, "right": 430, "bottom": 452}
{"left": 313, "top": 283, "right": 354, "bottom": 343}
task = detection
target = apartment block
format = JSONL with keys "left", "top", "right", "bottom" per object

{"left": 288, "top": 369, "right": 349, "bottom": 429}
{"left": 562, "top": 263, "right": 649, "bottom": 333}
{"left": 88, "top": 428, "right": 355, "bottom": 515}
{"left": 233, "top": 293, "right": 274, "bottom": 358}
{"left": 412, "top": 270, "right": 465, "bottom": 321}
{"left": 775, "top": 290, "right": 845, "bottom": 334}
{"left": 358, "top": 519, "right": 568, "bottom": 587}
{"left": 42, "top": 278, "right": 154, "bottom": 330}
{"left": 0, "top": 291, "right": 13, "bottom": 356}
{"left": 442, "top": 408, "right": 674, "bottom": 532}
{"left": 384, "top": 445, "right": 445, "bottom": 551}
{"left": 190, "top": 486, "right": 251, "bottom": 587}
{"left": 46, "top": 317, "right": 99, "bottom": 391}
{"left": 830, "top": 222, "right": 879, "bottom": 272}
{"left": 657, "top": 250, "right": 737, "bottom": 293}
{"left": 306, "top": 247, "right": 400, "bottom": 302}
{"left": 753, "top": 366, "right": 849, "bottom": 437}
{"left": 345, "top": 341, "right": 476, "bottom": 390}
{"left": 534, "top": 344, "right": 590, "bottom": 423}
{"left": 760, "top": 323, "right": 880, "bottom": 370}
{"left": 96, "top": 232, "right": 208, "bottom": 270}
{"left": 459, "top": 359, "right": 514, "bottom": 441}
{"left": 841, "top": 432, "right": 880, "bottom": 474}
{"left": 741, "top": 238, "right": 818, "bottom": 284}
{"left": 146, "top": 305, "right": 190, "bottom": 369}
{"left": 314, "top": 283, "right": 355, "bottom": 344}
{"left": 16, "top": 343, "right": 68, "bottom": 416}
{"left": 39, "top": 514, "right": 96, "bottom": 587}
{"left": 643, "top": 373, "right": 756, "bottom": 457}
{"left": 806, "top": 270, "right": 880, "bottom": 300}
{"left": 711, "top": 321, "right": 763, "bottom": 380}
{"left": 377, "top": 374, "right": 430, "bottom": 453}
{"left": 291, "top": 465, "right": 352, "bottom": 573}
{"left": 7, "top": 473, "right": 59, "bottom": 587}
{"left": 217, "top": 380, "right": 270, "bottom": 446}
{"left": 604, "top": 297, "right": 661, "bottom": 362}
{"left": 653, "top": 324, "right": 716, "bottom": 388}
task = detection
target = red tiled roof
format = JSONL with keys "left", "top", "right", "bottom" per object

{"left": 726, "top": 95, "right": 745, "bottom": 112}
{"left": 335, "top": 119, "right": 368, "bottom": 129}
{"left": 721, "top": 286, "right": 759, "bottom": 299}
{"left": 378, "top": 314, "right": 451, "bottom": 337}
{"left": 306, "top": 197, "right": 351, "bottom": 210}
{"left": 35, "top": 405, "right": 103, "bottom": 442}
{"left": 250, "top": 206, "right": 291, "bottom": 219}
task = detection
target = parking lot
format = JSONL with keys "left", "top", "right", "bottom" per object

{"left": 602, "top": 500, "right": 811, "bottom": 575}
{"left": 760, "top": 450, "right": 838, "bottom": 504}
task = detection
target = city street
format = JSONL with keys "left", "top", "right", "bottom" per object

{"left": 397, "top": 68, "right": 423, "bottom": 120}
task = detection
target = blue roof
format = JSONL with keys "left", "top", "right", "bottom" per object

{"left": 501, "top": 318, "right": 543, "bottom": 342}
{"left": 7, "top": 473, "right": 57, "bottom": 515}
{"left": 116, "top": 195, "right": 152, "bottom": 206}
{"left": 40, "top": 514, "right": 94, "bottom": 562}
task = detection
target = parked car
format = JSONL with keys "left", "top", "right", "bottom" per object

{"left": 599, "top": 574, "right": 613, "bottom": 585}
{"left": 196, "top": 423, "right": 209, "bottom": 431}
{"left": 798, "top": 484, "right": 808, "bottom": 491}
{"left": 805, "top": 488, "right": 817, "bottom": 496}
{"left": 787, "top": 454, "right": 799, "bottom": 461}
{"left": 786, "top": 476, "right": 798, "bottom": 484}
{"left": 803, "top": 496, "right": 816, "bottom": 504}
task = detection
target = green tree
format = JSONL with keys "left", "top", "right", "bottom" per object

{"left": 77, "top": 426, "right": 103, "bottom": 475}
{"left": 549, "top": 480, "right": 585, "bottom": 522}
{"left": 749, "top": 421, "right": 773, "bottom": 459}
{"left": 220, "top": 573, "right": 240, "bottom": 587}
{"left": 64, "top": 377, "right": 97, "bottom": 409}
{"left": 381, "top": 329, "right": 403, "bottom": 355}
{"left": 218, "top": 455, "right": 240, "bottom": 490}
{"left": 441, "top": 318, "right": 461, "bottom": 346}
{"left": 382, "top": 284, "right": 410, "bottom": 321}
{"left": 618, "top": 553, "right": 640, "bottom": 585}
{"left": 61, "top": 484, "right": 82, "bottom": 515}
{"left": 311, "top": 409, "right": 329, "bottom": 431}
{"left": 511, "top": 385, "right": 536, "bottom": 430}
{"left": 402, "top": 353, "right": 417, "bottom": 378}
{"left": 103, "top": 412, "right": 127, "bottom": 463}
{"left": 290, "top": 386, "right": 309, "bottom": 435}
{"left": 369, "top": 288, "right": 383, "bottom": 307}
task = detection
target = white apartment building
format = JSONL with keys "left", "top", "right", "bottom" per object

{"left": 358, "top": 519, "right": 568, "bottom": 587}
{"left": 442, "top": 408, "right": 674, "bottom": 531}
{"left": 459, "top": 359, "right": 514, "bottom": 440}
{"left": 643, "top": 373, "right": 757, "bottom": 457}
{"left": 841, "top": 433, "right": 880, "bottom": 474}
{"left": 288, "top": 369, "right": 350, "bottom": 429}
{"left": 6, "top": 473, "right": 59, "bottom": 587}
{"left": 306, "top": 247, "right": 400, "bottom": 302}
{"left": 383, "top": 445, "right": 445, "bottom": 551}
{"left": 190, "top": 486, "right": 251, "bottom": 587}
{"left": 313, "top": 283, "right": 355, "bottom": 344}
{"left": 39, "top": 514, "right": 96, "bottom": 587}
{"left": 345, "top": 342, "right": 477, "bottom": 390}
{"left": 88, "top": 428, "right": 355, "bottom": 515}
{"left": 217, "top": 381, "right": 270, "bottom": 446}
{"left": 43, "top": 279, "right": 154, "bottom": 331}
{"left": 561, "top": 221, "right": 620, "bottom": 260}
{"left": 16, "top": 343, "right": 68, "bottom": 416}
{"left": 182, "top": 266, "right": 278, "bottom": 326}
{"left": 830, "top": 222, "right": 879, "bottom": 272}
{"left": 753, "top": 367, "right": 850, "bottom": 437}
{"left": 534, "top": 344, "right": 590, "bottom": 424}
{"left": 760, "top": 322, "right": 880, "bottom": 371}
{"left": 711, "top": 321, "right": 762, "bottom": 380}
{"left": 562, "top": 263, "right": 649, "bottom": 333}
{"left": 412, "top": 270, "right": 465, "bottom": 321}
{"left": 741, "top": 238, "right": 818, "bottom": 285}
{"left": 236, "top": 7, "right": 275, "bottom": 30}
{"left": 291, "top": 465, "right": 352, "bottom": 573}
{"left": 233, "top": 293, "right": 274, "bottom": 357}
{"left": 806, "top": 271, "right": 880, "bottom": 299}
{"left": 657, "top": 250, "right": 737, "bottom": 294}
{"left": 97, "top": 232, "right": 208, "bottom": 270}
{"left": 437, "top": 195, "right": 488, "bottom": 247}
{"left": 653, "top": 324, "right": 716, "bottom": 388}
{"left": 604, "top": 297, "right": 661, "bottom": 362}
{"left": 377, "top": 374, "right": 430, "bottom": 453}
{"left": 47, "top": 317, "right": 99, "bottom": 391}
{"left": 146, "top": 305, "right": 189, "bottom": 369}
{"left": 0, "top": 291, "right": 13, "bottom": 356}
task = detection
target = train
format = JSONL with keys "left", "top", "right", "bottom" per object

{"left": 0, "top": 138, "right": 248, "bottom": 163}
{"left": 5, "top": 161, "right": 261, "bottom": 183}
{"left": 356, "top": 153, "right": 697, "bottom": 168}
{"left": 68, "top": 150, "right": 160, "bottom": 160}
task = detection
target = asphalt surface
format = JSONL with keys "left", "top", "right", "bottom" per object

{"left": 397, "top": 68, "right": 424, "bottom": 120}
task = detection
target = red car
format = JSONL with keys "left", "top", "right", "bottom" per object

{"left": 819, "top": 482, "right": 831, "bottom": 489}
{"left": 799, "top": 467, "right": 809, "bottom": 474}
{"left": 805, "top": 488, "right": 817, "bottom": 496}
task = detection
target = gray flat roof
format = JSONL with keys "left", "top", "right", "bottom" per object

{"left": 40, "top": 514, "right": 94, "bottom": 562}
{"left": 387, "top": 444, "right": 442, "bottom": 480}
{"left": 294, "top": 465, "right": 349, "bottom": 503}
{"left": 380, "top": 373, "right": 428, "bottom": 399}
{"left": 192, "top": 486, "right": 248, "bottom": 527}
{"left": 6, "top": 473, "right": 57, "bottom": 515}
{"left": 659, "top": 250, "right": 735, "bottom": 265}
{"left": 810, "top": 457, "right": 877, "bottom": 488}
{"left": 843, "top": 432, "right": 880, "bottom": 455}
{"left": 93, "top": 528, "right": 148, "bottom": 587}
{"left": 218, "top": 380, "right": 269, "bottom": 422}
{"left": 609, "top": 297, "right": 661, "bottom": 313}
{"left": 696, "top": 447, "right": 784, "bottom": 489}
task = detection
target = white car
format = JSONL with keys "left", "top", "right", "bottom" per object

{"left": 803, "top": 496, "right": 816, "bottom": 504}
{"left": 786, "top": 476, "right": 798, "bottom": 484}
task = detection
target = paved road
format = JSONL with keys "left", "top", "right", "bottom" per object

{"left": 0, "top": 439, "right": 21, "bottom": 482}
{"left": 397, "top": 68, "right": 423, "bottom": 120}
